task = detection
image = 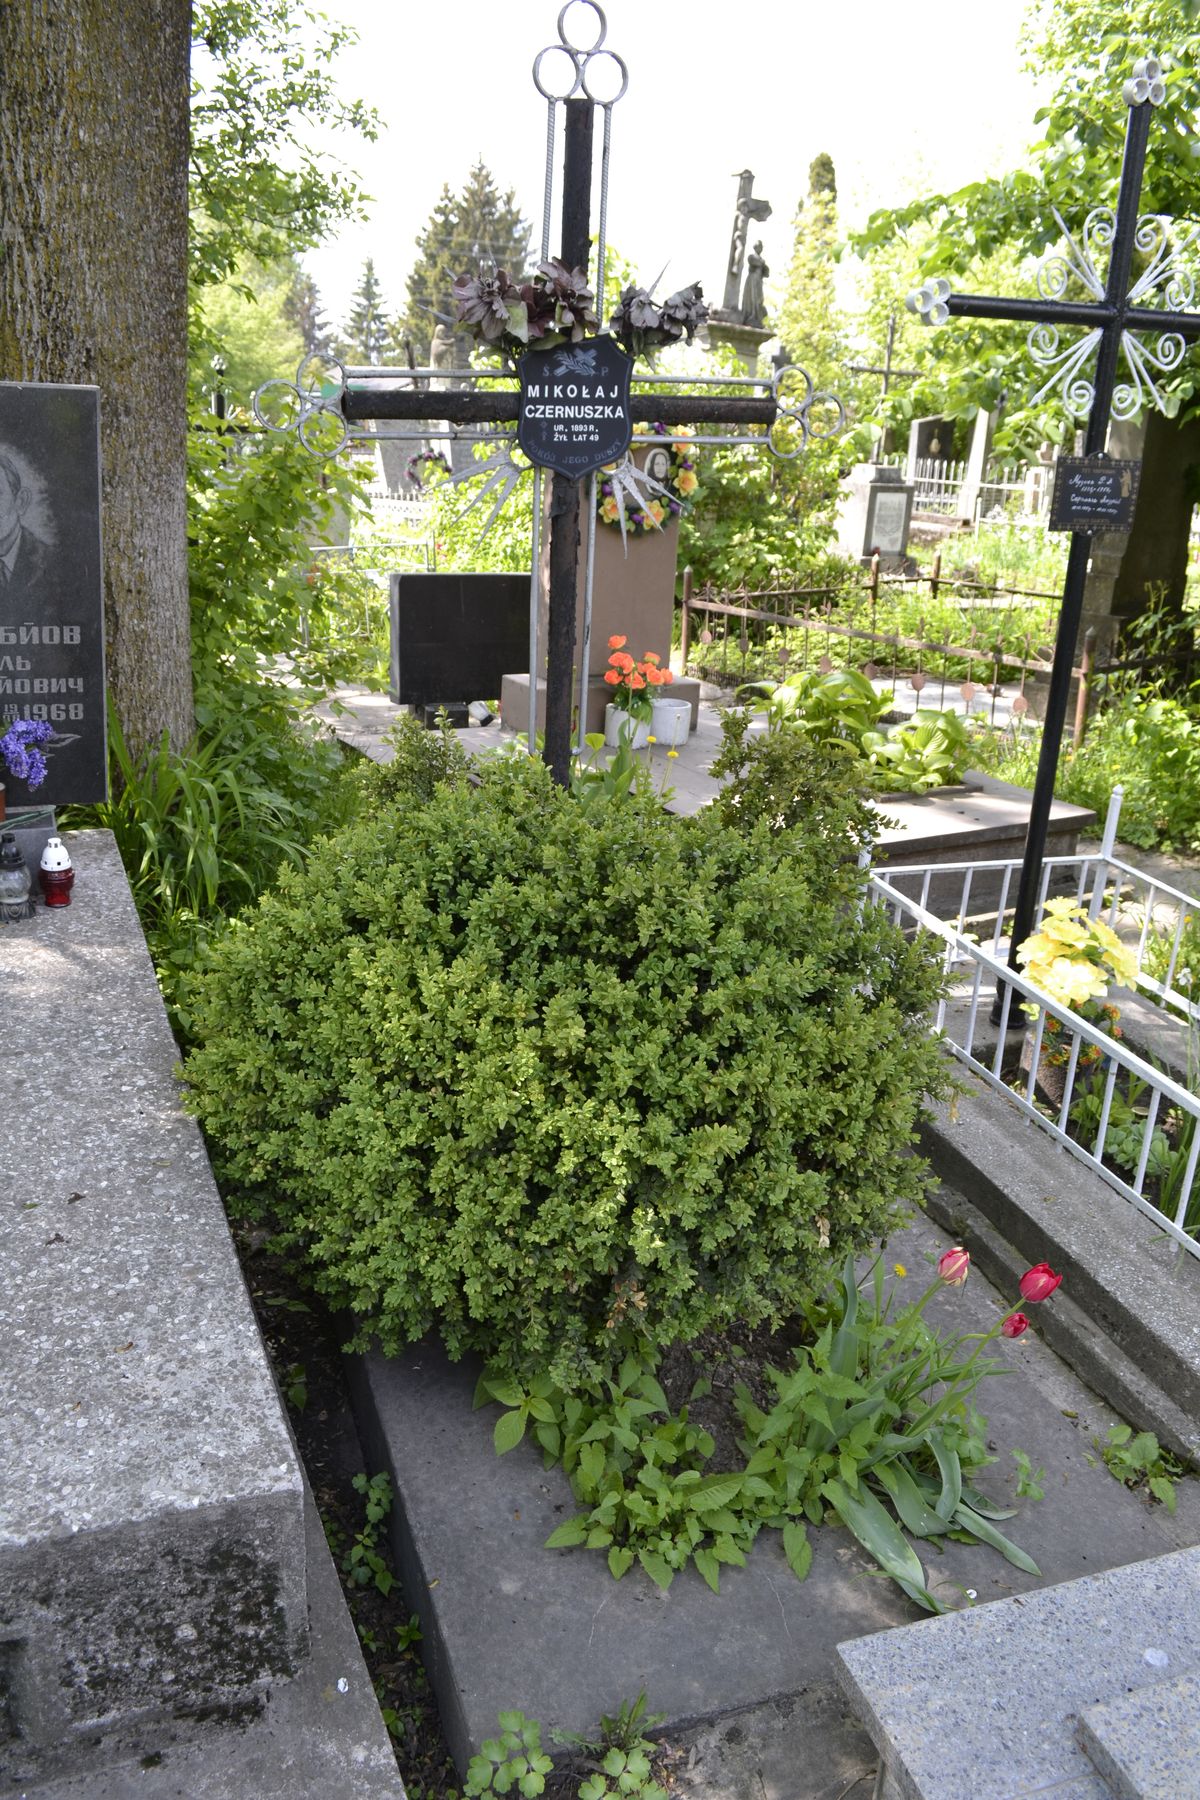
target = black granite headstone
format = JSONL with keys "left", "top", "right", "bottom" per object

{"left": 389, "top": 573, "right": 531, "bottom": 710}
{"left": 0, "top": 382, "right": 106, "bottom": 807}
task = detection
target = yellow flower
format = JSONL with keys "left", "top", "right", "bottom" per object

{"left": 667, "top": 748, "right": 679, "bottom": 759}
{"left": 893, "top": 1262, "right": 907, "bottom": 1278}
{"left": 600, "top": 497, "right": 620, "bottom": 523}
{"left": 648, "top": 501, "right": 666, "bottom": 524}
{"left": 675, "top": 467, "right": 698, "bottom": 496}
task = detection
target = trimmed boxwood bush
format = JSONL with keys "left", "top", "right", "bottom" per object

{"left": 183, "top": 754, "right": 948, "bottom": 1384}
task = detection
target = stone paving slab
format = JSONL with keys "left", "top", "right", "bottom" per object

{"left": 347, "top": 1212, "right": 1192, "bottom": 1782}
{"left": 1077, "top": 1669, "right": 1200, "bottom": 1800}
{"left": 837, "top": 1546, "right": 1200, "bottom": 1800}
{"left": 0, "top": 833, "right": 307, "bottom": 1781}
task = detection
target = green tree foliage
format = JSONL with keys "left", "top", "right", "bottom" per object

{"left": 284, "top": 267, "right": 335, "bottom": 358}
{"left": 201, "top": 256, "right": 306, "bottom": 404}
{"left": 340, "top": 257, "right": 394, "bottom": 366}
{"left": 776, "top": 154, "right": 845, "bottom": 398}
{"left": 398, "top": 161, "right": 532, "bottom": 360}
{"left": 190, "top": 1, "right": 379, "bottom": 295}
{"left": 182, "top": 755, "right": 948, "bottom": 1386}
{"left": 850, "top": 0, "right": 1200, "bottom": 436}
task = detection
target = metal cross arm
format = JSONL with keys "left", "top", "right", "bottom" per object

{"left": 901, "top": 53, "right": 1200, "bottom": 1019}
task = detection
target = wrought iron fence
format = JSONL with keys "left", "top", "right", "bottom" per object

{"left": 679, "top": 560, "right": 1062, "bottom": 724}
{"left": 865, "top": 789, "right": 1200, "bottom": 1256}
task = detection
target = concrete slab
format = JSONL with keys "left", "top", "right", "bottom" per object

{"left": 837, "top": 1546, "right": 1200, "bottom": 1800}
{"left": 0, "top": 833, "right": 307, "bottom": 1782}
{"left": 15, "top": 1483, "right": 406, "bottom": 1800}
{"left": 347, "top": 1213, "right": 1190, "bottom": 1779}
{"left": 1078, "top": 1669, "right": 1200, "bottom": 1800}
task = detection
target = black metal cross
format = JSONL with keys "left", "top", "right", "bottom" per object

{"left": 906, "top": 54, "right": 1200, "bottom": 1007}
{"left": 847, "top": 308, "right": 920, "bottom": 399}
{"left": 330, "top": 9, "right": 789, "bottom": 786}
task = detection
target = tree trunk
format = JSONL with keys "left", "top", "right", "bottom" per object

{"left": 0, "top": 0, "right": 193, "bottom": 761}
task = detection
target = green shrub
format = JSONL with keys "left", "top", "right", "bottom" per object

{"left": 183, "top": 756, "right": 948, "bottom": 1384}
{"left": 974, "top": 689, "right": 1200, "bottom": 852}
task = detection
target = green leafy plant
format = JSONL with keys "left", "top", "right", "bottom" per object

{"left": 479, "top": 1250, "right": 1055, "bottom": 1612}
{"left": 739, "top": 666, "right": 890, "bottom": 751}
{"left": 708, "top": 708, "right": 876, "bottom": 858}
{"left": 1098, "top": 1424, "right": 1184, "bottom": 1513}
{"left": 464, "top": 1711, "right": 554, "bottom": 1799}
{"left": 862, "top": 709, "right": 974, "bottom": 794}
{"left": 578, "top": 1747, "right": 667, "bottom": 1800}
{"left": 342, "top": 1472, "right": 396, "bottom": 1597}
{"left": 183, "top": 754, "right": 948, "bottom": 1386}
{"left": 1011, "top": 1448, "right": 1045, "bottom": 1502}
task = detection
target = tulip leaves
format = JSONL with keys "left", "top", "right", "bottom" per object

{"left": 477, "top": 1255, "right": 1045, "bottom": 1612}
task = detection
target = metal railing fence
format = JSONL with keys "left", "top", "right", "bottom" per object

{"left": 866, "top": 788, "right": 1200, "bottom": 1255}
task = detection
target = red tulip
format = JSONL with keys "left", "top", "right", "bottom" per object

{"left": 1001, "top": 1312, "right": 1029, "bottom": 1338}
{"left": 1019, "top": 1262, "right": 1063, "bottom": 1303}
{"left": 937, "top": 1247, "right": 970, "bottom": 1286}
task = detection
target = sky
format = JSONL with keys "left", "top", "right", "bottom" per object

{"left": 305, "top": 0, "right": 1045, "bottom": 337}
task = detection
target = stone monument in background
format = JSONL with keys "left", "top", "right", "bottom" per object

{"left": 706, "top": 171, "right": 774, "bottom": 372}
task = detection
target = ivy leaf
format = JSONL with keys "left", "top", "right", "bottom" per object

{"left": 638, "top": 1548, "right": 675, "bottom": 1591}
{"left": 694, "top": 1547, "right": 721, "bottom": 1592}
{"left": 545, "top": 1513, "right": 590, "bottom": 1549}
{"left": 494, "top": 1408, "right": 527, "bottom": 1455}
{"left": 782, "top": 1520, "right": 812, "bottom": 1581}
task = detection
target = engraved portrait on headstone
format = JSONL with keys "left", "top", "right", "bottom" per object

{"left": 0, "top": 383, "right": 107, "bottom": 807}
{"left": 0, "top": 445, "right": 55, "bottom": 606}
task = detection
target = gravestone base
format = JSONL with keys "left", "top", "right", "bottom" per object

{"left": 499, "top": 671, "right": 702, "bottom": 740}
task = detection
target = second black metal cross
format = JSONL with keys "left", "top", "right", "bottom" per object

{"left": 907, "top": 55, "right": 1200, "bottom": 1013}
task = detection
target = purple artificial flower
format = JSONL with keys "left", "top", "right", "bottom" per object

{"left": 0, "top": 717, "right": 54, "bottom": 789}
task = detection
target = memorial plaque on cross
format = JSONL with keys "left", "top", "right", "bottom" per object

{"left": 253, "top": 1, "right": 840, "bottom": 786}
{"left": 905, "top": 53, "right": 1200, "bottom": 1017}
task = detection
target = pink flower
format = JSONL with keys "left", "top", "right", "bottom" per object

{"left": 1019, "top": 1263, "right": 1063, "bottom": 1303}
{"left": 1001, "top": 1312, "right": 1029, "bottom": 1339}
{"left": 937, "top": 1247, "right": 970, "bottom": 1286}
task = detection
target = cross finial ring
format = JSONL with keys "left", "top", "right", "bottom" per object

{"left": 1123, "top": 55, "right": 1165, "bottom": 108}
{"left": 534, "top": 3, "right": 628, "bottom": 105}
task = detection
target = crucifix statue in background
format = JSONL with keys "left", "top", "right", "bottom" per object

{"left": 906, "top": 53, "right": 1200, "bottom": 1017}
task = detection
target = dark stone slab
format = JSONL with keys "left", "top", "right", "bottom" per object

{"left": 389, "top": 572, "right": 531, "bottom": 710}
{"left": 347, "top": 1339, "right": 907, "bottom": 1775}
{"left": 346, "top": 1221, "right": 1189, "bottom": 1780}
{"left": 0, "top": 382, "right": 106, "bottom": 807}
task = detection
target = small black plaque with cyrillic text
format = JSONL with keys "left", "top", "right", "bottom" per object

{"left": 1049, "top": 456, "right": 1141, "bottom": 534}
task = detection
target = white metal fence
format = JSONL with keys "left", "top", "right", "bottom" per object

{"left": 866, "top": 789, "right": 1200, "bottom": 1256}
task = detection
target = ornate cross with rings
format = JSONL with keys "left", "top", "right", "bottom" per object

{"left": 251, "top": 1, "right": 845, "bottom": 786}
{"left": 905, "top": 53, "right": 1200, "bottom": 1019}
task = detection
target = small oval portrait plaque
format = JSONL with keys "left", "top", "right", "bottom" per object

{"left": 517, "top": 337, "right": 633, "bottom": 479}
